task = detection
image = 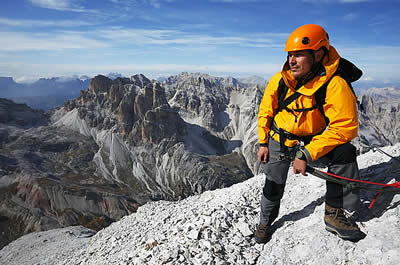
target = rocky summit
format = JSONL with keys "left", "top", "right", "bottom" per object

{"left": 1, "top": 144, "right": 399, "bottom": 265}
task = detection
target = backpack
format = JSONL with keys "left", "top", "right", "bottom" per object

{"left": 276, "top": 57, "right": 362, "bottom": 125}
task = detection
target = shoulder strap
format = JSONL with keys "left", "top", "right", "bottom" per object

{"left": 277, "top": 78, "right": 288, "bottom": 112}
{"left": 277, "top": 77, "right": 328, "bottom": 124}
{"left": 314, "top": 81, "right": 329, "bottom": 125}
{"left": 316, "top": 57, "right": 362, "bottom": 124}
{"left": 277, "top": 78, "right": 301, "bottom": 113}
{"left": 277, "top": 78, "right": 318, "bottom": 115}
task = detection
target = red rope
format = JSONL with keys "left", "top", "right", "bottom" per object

{"left": 316, "top": 169, "right": 400, "bottom": 208}
{"left": 368, "top": 188, "right": 387, "bottom": 209}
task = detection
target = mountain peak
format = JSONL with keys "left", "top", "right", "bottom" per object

{"left": 88, "top": 75, "right": 112, "bottom": 94}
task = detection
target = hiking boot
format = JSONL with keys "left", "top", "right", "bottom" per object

{"left": 254, "top": 224, "right": 270, "bottom": 244}
{"left": 324, "top": 204, "right": 366, "bottom": 242}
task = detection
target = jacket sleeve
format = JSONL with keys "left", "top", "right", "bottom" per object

{"left": 304, "top": 76, "right": 358, "bottom": 161}
{"left": 258, "top": 73, "right": 281, "bottom": 144}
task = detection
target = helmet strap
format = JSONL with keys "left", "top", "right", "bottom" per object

{"left": 298, "top": 61, "right": 323, "bottom": 85}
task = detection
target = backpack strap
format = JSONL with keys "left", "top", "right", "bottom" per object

{"left": 274, "top": 78, "right": 326, "bottom": 154}
{"left": 314, "top": 80, "right": 329, "bottom": 125}
{"left": 314, "top": 57, "right": 362, "bottom": 124}
{"left": 277, "top": 78, "right": 289, "bottom": 112}
{"left": 276, "top": 78, "right": 321, "bottom": 122}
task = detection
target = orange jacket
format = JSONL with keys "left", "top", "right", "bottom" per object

{"left": 258, "top": 46, "right": 358, "bottom": 161}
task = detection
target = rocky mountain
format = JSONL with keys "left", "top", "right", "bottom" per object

{"left": 163, "top": 73, "right": 262, "bottom": 170}
{"left": 0, "top": 73, "right": 260, "bottom": 249}
{"left": 355, "top": 94, "right": 400, "bottom": 153}
{"left": 360, "top": 86, "right": 400, "bottom": 102}
{"left": 55, "top": 73, "right": 256, "bottom": 197}
{"left": 1, "top": 144, "right": 399, "bottom": 265}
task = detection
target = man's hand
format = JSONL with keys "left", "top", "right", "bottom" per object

{"left": 293, "top": 158, "right": 307, "bottom": 175}
{"left": 257, "top": 146, "right": 269, "bottom": 163}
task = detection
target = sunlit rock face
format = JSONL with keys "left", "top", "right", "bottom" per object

{"left": 356, "top": 94, "right": 400, "bottom": 153}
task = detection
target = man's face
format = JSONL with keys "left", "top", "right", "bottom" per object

{"left": 287, "top": 50, "right": 314, "bottom": 80}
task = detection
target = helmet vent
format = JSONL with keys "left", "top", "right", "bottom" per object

{"left": 302, "top": 37, "right": 310, "bottom": 45}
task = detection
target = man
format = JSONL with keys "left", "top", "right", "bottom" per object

{"left": 255, "top": 24, "right": 365, "bottom": 243}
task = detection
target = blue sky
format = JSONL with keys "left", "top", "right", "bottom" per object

{"left": 1, "top": 0, "right": 400, "bottom": 87}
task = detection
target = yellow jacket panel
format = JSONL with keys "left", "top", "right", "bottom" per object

{"left": 258, "top": 46, "right": 358, "bottom": 161}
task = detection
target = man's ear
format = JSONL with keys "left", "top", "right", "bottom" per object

{"left": 315, "top": 48, "right": 325, "bottom": 63}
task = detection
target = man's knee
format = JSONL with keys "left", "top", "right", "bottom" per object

{"left": 263, "top": 178, "right": 285, "bottom": 201}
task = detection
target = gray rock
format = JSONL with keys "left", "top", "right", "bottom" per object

{"left": 0, "top": 226, "right": 95, "bottom": 265}
{"left": 355, "top": 94, "right": 400, "bottom": 152}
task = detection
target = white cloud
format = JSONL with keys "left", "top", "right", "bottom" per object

{"left": 361, "top": 76, "right": 375, "bottom": 81}
{"left": 0, "top": 61, "right": 280, "bottom": 80}
{"left": 29, "top": 0, "right": 86, "bottom": 12}
{"left": 0, "top": 17, "right": 94, "bottom": 27}
{"left": 108, "top": 0, "right": 175, "bottom": 10}
{"left": 341, "top": 12, "right": 360, "bottom": 21}
{"left": 0, "top": 25, "right": 287, "bottom": 53}
{"left": 0, "top": 26, "right": 286, "bottom": 56}
{"left": 0, "top": 31, "right": 108, "bottom": 52}
{"left": 149, "top": 0, "right": 161, "bottom": 8}
{"left": 95, "top": 27, "right": 286, "bottom": 47}
{"left": 338, "top": 45, "right": 400, "bottom": 64}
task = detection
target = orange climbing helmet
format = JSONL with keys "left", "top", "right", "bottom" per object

{"left": 285, "top": 24, "right": 330, "bottom": 52}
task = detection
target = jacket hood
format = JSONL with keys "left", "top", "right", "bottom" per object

{"left": 280, "top": 46, "right": 361, "bottom": 96}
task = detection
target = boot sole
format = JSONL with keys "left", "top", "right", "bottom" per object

{"left": 325, "top": 224, "right": 366, "bottom": 241}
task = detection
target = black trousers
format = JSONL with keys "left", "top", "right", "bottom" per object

{"left": 259, "top": 137, "right": 360, "bottom": 225}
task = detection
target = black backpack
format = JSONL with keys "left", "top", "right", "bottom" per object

{"left": 276, "top": 58, "right": 362, "bottom": 125}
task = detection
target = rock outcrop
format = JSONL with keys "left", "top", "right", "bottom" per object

{"left": 164, "top": 73, "right": 262, "bottom": 171}
{"left": 355, "top": 94, "right": 400, "bottom": 153}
